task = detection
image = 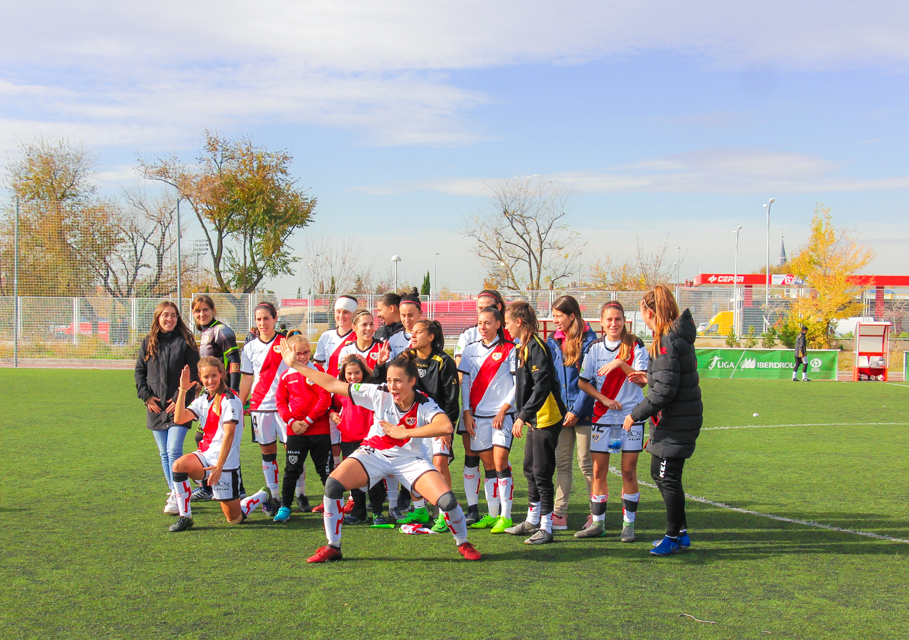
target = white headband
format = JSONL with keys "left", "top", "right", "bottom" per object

{"left": 335, "top": 297, "right": 358, "bottom": 313}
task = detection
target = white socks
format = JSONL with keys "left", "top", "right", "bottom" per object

{"left": 174, "top": 477, "right": 192, "bottom": 517}
{"left": 540, "top": 512, "right": 553, "bottom": 534}
{"left": 484, "top": 473, "right": 500, "bottom": 518}
{"left": 527, "top": 502, "right": 541, "bottom": 525}
{"left": 240, "top": 489, "right": 269, "bottom": 516}
{"left": 262, "top": 458, "right": 280, "bottom": 497}
{"left": 622, "top": 492, "right": 640, "bottom": 524}
{"left": 323, "top": 495, "right": 344, "bottom": 547}
{"left": 463, "top": 466, "right": 481, "bottom": 507}
{"left": 443, "top": 505, "right": 469, "bottom": 545}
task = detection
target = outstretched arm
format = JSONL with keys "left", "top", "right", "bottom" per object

{"left": 279, "top": 342, "right": 351, "bottom": 397}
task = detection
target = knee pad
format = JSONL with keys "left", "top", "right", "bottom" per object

{"left": 496, "top": 467, "right": 512, "bottom": 479}
{"left": 172, "top": 472, "right": 188, "bottom": 483}
{"left": 484, "top": 469, "right": 497, "bottom": 480}
{"left": 324, "top": 476, "right": 345, "bottom": 500}
{"left": 262, "top": 453, "right": 277, "bottom": 463}
{"left": 464, "top": 455, "right": 480, "bottom": 469}
{"left": 436, "top": 491, "right": 458, "bottom": 512}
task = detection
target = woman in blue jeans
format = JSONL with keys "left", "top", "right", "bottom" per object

{"left": 135, "top": 301, "right": 199, "bottom": 515}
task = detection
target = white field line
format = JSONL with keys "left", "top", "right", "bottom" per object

{"left": 701, "top": 422, "right": 908, "bottom": 431}
{"left": 608, "top": 467, "right": 909, "bottom": 545}
{"left": 883, "top": 382, "right": 909, "bottom": 388}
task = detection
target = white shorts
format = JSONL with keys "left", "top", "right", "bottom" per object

{"left": 470, "top": 414, "right": 514, "bottom": 452}
{"left": 590, "top": 422, "right": 643, "bottom": 454}
{"left": 191, "top": 451, "right": 242, "bottom": 501}
{"left": 251, "top": 411, "right": 286, "bottom": 446}
{"left": 424, "top": 436, "right": 453, "bottom": 460}
{"left": 349, "top": 447, "right": 438, "bottom": 493}
{"left": 329, "top": 420, "right": 342, "bottom": 446}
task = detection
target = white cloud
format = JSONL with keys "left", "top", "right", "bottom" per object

{"left": 1, "top": 1, "right": 908, "bottom": 152}
{"left": 360, "top": 148, "right": 909, "bottom": 196}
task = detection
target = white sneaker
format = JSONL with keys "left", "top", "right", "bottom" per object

{"left": 163, "top": 491, "right": 179, "bottom": 515}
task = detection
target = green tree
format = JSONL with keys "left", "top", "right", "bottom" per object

{"left": 788, "top": 205, "right": 874, "bottom": 348}
{"left": 141, "top": 131, "right": 316, "bottom": 293}
{"left": 421, "top": 271, "right": 431, "bottom": 296}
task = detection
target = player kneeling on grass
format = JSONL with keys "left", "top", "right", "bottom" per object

{"left": 169, "top": 357, "right": 272, "bottom": 532}
{"left": 273, "top": 335, "right": 334, "bottom": 523}
{"left": 278, "top": 342, "right": 482, "bottom": 563}
{"left": 576, "top": 301, "right": 649, "bottom": 542}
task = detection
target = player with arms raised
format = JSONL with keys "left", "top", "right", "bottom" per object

{"left": 279, "top": 343, "right": 482, "bottom": 563}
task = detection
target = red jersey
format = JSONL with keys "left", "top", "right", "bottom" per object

{"left": 337, "top": 394, "right": 373, "bottom": 442}
{"left": 276, "top": 365, "right": 332, "bottom": 437}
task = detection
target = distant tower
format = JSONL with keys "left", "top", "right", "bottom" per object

{"left": 778, "top": 233, "right": 787, "bottom": 267}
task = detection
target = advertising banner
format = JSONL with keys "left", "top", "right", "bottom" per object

{"left": 696, "top": 348, "right": 839, "bottom": 380}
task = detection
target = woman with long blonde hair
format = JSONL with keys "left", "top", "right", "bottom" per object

{"left": 625, "top": 286, "right": 703, "bottom": 556}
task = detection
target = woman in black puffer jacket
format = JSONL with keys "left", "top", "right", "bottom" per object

{"left": 625, "top": 286, "right": 702, "bottom": 556}
{"left": 135, "top": 300, "right": 199, "bottom": 515}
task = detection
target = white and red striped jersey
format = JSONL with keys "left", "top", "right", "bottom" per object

{"left": 240, "top": 333, "right": 288, "bottom": 411}
{"left": 314, "top": 328, "right": 354, "bottom": 376}
{"left": 349, "top": 383, "right": 444, "bottom": 457}
{"left": 386, "top": 330, "right": 412, "bottom": 359}
{"left": 579, "top": 337, "right": 649, "bottom": 424}
{"left": 337, "top": 339, "right": 383, "bottom": 374}
{"left": 457, "top": 338, "right": 517, "bottom": 417}
{"left": 455, "top": 326, "right": 513, "bottom": 358}
{"left": 188, "top": 389, "right": 245, "bottom": 469}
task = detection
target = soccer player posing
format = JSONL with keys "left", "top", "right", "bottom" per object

{"left": 239, "top": 302, "right": 288, "bottom": 516}
{"left": 168, "top": 358, "right": 272, "bottom": 532}
{"left": 272, "top": 335, "right": 335, "bottom": 523}
{"left": 458, "top": 307, "right": 517, "bottom": 534}
{"left": 576, "top": 301, "right": 649, "bottom": 542}
{"left": 278, "top": 343, "right": 482, "bottom": 563}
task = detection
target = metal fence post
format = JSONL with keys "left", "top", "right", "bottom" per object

{"left": 13, "top": 197, "right": 19, "bottom": 367}
{"left": 72, "top": 297, "right": 79, "bottom": 345}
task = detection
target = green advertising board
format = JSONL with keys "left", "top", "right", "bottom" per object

{"left": 696, "top": 348, "right": 839, "bottom": 380}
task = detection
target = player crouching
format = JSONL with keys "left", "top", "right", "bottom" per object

{"left": 279, "top": 342, "right": 482, "bottom": 563}
{"left": 169, "top": 357, "right": 271, "bottom": 532}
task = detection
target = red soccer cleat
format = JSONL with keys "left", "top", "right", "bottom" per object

{"left": 340, "top": 497, "right": 355, "bottom": 514}
{"left": 312, "top": 503, "right": 325, "bottom": 514}
{"left": 458, "top": 542, "right": 482, "bottom": 561}
{"left": 307, "top": 546, "right": 343, "bottom": 563}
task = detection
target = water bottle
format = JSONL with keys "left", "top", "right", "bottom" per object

{"left": 607, "top": 426, "right": 623, "bottom": 455}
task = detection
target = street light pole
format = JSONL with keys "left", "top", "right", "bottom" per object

{"left": 763, "top": 198, "right": 775, "bottom": 331}
{"left": 676, "top": 245, "right": 681, "bottom": 299}
{"left": 391, "top": 255, "right": 402, "bottom": 292}
{"left": 433, "top": 252, "right": 440, "bottom": 319}
{"left": 176, "top": 198, "right": 182, "bottom": 313}
{"left": 733, "top": 226, "right": 743, "bottom": 338}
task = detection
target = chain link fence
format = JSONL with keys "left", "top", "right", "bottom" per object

{"left": 4, "top": 286, "right": 907, "bottom": 369}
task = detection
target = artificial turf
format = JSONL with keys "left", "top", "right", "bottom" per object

{"left": 1, "top": 370, "right": 907, "bottom": 639}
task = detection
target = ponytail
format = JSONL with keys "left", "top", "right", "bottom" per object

{"left": 506, "top": 301, "right": 538, "bottom": 364}
{"left": 641, "top": 285, "right": 679, "bottom": 358}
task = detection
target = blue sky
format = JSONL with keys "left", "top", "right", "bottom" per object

{"left": 2, "top": 1, "right": 907, "bottom": 292}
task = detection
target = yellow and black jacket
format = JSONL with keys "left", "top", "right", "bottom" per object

{"left": 515, "top": 334, "right": 566, "bottom": 429}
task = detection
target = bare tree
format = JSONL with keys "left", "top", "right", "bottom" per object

{"left": 588, "top": 235, "right": 675, "bottom": 291}
{"left": 299, "top": 229, "right": 368, "bottom": 294}
{"left": 461, "top": 176, "right": 586, "bottom": 290}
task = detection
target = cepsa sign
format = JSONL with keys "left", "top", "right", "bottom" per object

{"left": 694, "top": 274, "right": 805, "bottom": 286}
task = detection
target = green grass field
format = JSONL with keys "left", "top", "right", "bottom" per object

{"left": 2, "top": 371, "right": 908, "bottom": 640}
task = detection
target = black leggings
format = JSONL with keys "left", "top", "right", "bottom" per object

{"left": 523, "top": 423, "right": 562, "bottom": 515}
{"left": 650, "top": 454, "right": 687, "bottom": 537}
{"left": 282, "top": 434, "right": 333, "bottom": 508}
{"left": 340, "top": 440, "right": 387, "bottom": 518}
{"left": 794, "top": 357, "right": 807, "bottom": 374}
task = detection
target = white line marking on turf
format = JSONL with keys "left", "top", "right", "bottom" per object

{"left": 702, "top": 422, "right": 908, "bottom": 431}
{"left": 608, "top": 467, "right": 909, "bottom": 544}
{"left": 883, "top": 382, "right": 909, "bottom": 388}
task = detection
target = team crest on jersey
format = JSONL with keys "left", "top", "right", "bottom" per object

{"left": 201, "top": 334, "right": 212, "bottom": 344}
{"left": 492, "top": 352, "right": 503, "bottom": 361}
{"left": 306, "top": 378, "right": 315, "bottom": 385}
{"left": 418, "top": 369, "right": 427, "bottom": 378}
{"left": 369, "top": 352, "right": 378, "bottom": 360}
{"left": 405, "top": 417, "right": 416, "bottom": 426}
{"left": 273, "top": 344, "right": 282, "bottom": 353}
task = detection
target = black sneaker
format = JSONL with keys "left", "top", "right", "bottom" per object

{"left": 389, "top": 506, "right": 406, "bottom": 521}
{"left": 296, "top": 495, "right": 313, "bottom": 512}
{"left": 169, "top": 516, "right": 194, "bottom": 532}
{"left": 191, "top": 484, "right": 213, "bottom": 501}
{"left": 465, "top": 505, "right": 481, "bottom": 526}
{"left": 342, "top": 514, "right": 367, "bottom": 525}
{"left": 371, "top": 514, "right": 394, "bottom": 526}
{"left": 803, "top": 378, "right": 811, "bottom": 382}
{"left": 262, "top": 498, "right": 279, "bottom": 518}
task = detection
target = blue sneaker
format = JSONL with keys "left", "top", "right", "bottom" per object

{"left": 273, "top": 506, "right": 291, "bottom": 523}
{"left": 653, "top": 532, "right": 691, "bottom": 549}
{"left": 650, "top": 536, "right": 680, "bottom": 556}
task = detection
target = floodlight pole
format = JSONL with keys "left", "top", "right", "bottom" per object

{"left": 433, "top": 252, "right": 440, "bottom": 319}
{"left": 733, "top": 226, "right": 743, "bottom": 338}
{"left": 176, "top": 198, "right": 182, "bottom": 313}
{"left": 764, "top": 198, "right": 775, "bottom": 331}
{"left": 13, "top": 197, "right": 19, "bottom": 368}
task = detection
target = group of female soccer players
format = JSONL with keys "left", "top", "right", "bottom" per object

{"left": 137, "top": 285, "right": 703, "bottom": 562}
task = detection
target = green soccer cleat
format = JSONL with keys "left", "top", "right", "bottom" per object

{"left": 396, "top": 506, "right": 430, "bottom": 525}
{"left": 470, "top": 514, "right": 499, "bottom": 529}
{"left": 490, "top": 517, "right": 513, "bottom": 534}
{"left": 431, "top": 512, "right": 449, "bottom": 533}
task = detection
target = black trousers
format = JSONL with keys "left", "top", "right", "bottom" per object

{"left": 282, "top": 434, "right": 333, "bottom": 508}
{"left": 523, "top": 423, "right": 562, "bottom": 515}
{"left": 340, "top": 440, "right": 387, "bottom": 518}
{"left": 650, "top": 454, "right": 687, "bottom": 537}
{"left": 793, "top": 356, "right": 807, "bottom": 374}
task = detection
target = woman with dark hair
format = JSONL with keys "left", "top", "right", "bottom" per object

{"left": 626, "top": 286, "right": 702, "bottom": 556}
{"left": 135, "top": 300, "right": 200, "bottom": 515}
{"left": 278, "top": 345, "right": 482, "bottom": 563}
{"left": 453, "top": 288, "right": 508, "bottom": 525}
{"left": 502, "top": 301, "right": 567, "bottom": 545}
{"left": 397, "top": 319, "right": 461, "bottom": 532}
{"left": 192, "top": 295, "right": 242, "bottom": 391}
{"left": 547, "top": 295, "right": 596, "bottom": 531}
